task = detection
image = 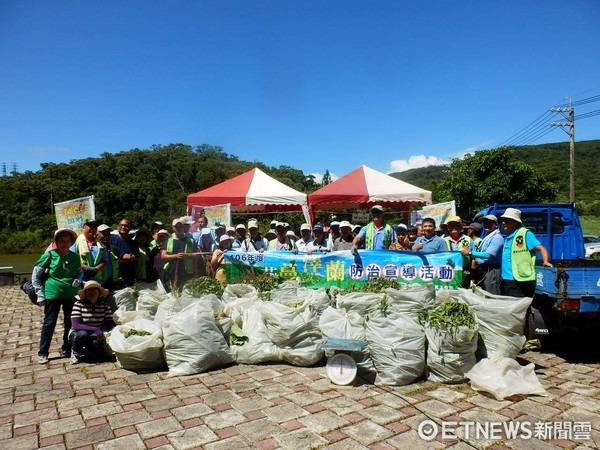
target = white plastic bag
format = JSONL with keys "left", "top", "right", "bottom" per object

{"left": 366, "top": 310, "right": 426, "bottom": 385}
{"left": 113, "top": 308, "right": 150, "bottom": 325}
{"left": 385, "top": 283, "right": 437, "bottom": 320}
{"left": 318, "top": 306, "right": 373, "bottom": 373}
{"left": 222, "top": 283, "right": 258, "bottom": 302}
{"left": 466, "top": 356, "right": 548, "bottom": 400}
{"left": 136, "top": 280, "right": 168, "bottom": 318}
{"left": 113, "top": 287, "right": 137, "bottom": 311}
{"left": 271, "top": 285, "right": 330, "bottom": 316}
{"left": 425, "top": 325, "right": 478, "bottom": 383}
{"left": 230, "top": 302, "right": 284, "bottom": 364}
{"left": 162, "top": 302, "right": 233, "bottom": 377}
{"left": 257, "top": 300, "right": 323, "bottom": 366}
{"left": 336, "top": 291, "right": 385, "bottom": 316}
{"left": 460, "top": 288, "right": 532, "bottom": 359}
{"left": 107, "top": 318, "right": 165, "bottom": 371}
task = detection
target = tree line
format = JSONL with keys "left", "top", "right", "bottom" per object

{"left": 1, "top": 142, "right": 573, "bottom": 253}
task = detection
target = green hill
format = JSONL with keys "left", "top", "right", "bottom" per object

{"left": 391, "top": 139, "right": 600, "bottom": 212}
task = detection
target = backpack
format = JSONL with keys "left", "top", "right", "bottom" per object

{"left": 20, "top": 280, "right": 41, "bottom": 306}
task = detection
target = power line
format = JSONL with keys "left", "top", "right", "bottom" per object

{"left": 503, "top": 112, "right": 560, "bottom": 147}
{"left": 520, "top": 127, "right": 558, "bottom": 146}
{"left": 495, "top": 110, "right": 556, "bottom": 147}
{"left": 576, "top": 108, "right": 600, "bottom": 120}
{"left": 556, "top": 94, "right": 600, "bottom": 108}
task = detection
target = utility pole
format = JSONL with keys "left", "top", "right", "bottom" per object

{"left": 551, "top": 97, "right": 575, "bottom": 203}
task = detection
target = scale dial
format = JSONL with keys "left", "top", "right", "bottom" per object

{"left": 326, "top": 353, "right": 357, "bottom": 385}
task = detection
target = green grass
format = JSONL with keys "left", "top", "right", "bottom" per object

{"left": 580, "top": 215, "right": 600, "bottom": 236}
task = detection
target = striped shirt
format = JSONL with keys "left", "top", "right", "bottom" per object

{"left": 71, "top": 300, "right": 113, "bottom": 328}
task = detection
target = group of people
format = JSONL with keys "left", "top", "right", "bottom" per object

{"left": 32, "top": 204, "right": 552, "bottom": 366}
{"left": 352, "top": 205, "right": 553, "bottom": 298}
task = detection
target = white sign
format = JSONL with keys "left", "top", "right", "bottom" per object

{"left": 352, "top": 213, "right": 371, "bottom": 223}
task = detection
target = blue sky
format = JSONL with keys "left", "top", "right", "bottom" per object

{"left": 1, "top": 1, "right": 599, "bottom": 182}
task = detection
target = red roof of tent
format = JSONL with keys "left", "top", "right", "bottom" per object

{"left": 309, "top": 165, "right": 432, "bottom": 210}
{"left": 186, "top": 167, "right": 308, "bottom": 212}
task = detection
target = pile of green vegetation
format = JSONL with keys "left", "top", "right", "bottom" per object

{"left": 333, "top": 277, "right": 401, "bottom": 297}
{"left": 418, "top": 301, "right": 477, "bottom": 337}
{"left": 183, "top": 277, "right": 224, "bottom": 298}
{"left": 123, "top": 329, "right": 152, "bottom": 338}
{"left": 237, "top": 273, "right": 281, "bottom": 300}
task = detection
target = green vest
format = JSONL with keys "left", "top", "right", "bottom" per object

{"left": 79, "top": 244, "right": 108, "bottom": 284}
{"left": 364, "top": 223, "right": 393, "bottom": 250}
{"left": 511, "top": 227, "right": 536, "bottom": 282}
{"left": 164, "top": 236, "right": 195, "bottom": 274}
{"left": 136, "top": 246, "right": 149, "bottom": 281}
{"left": 268, "top": 237, "right": 294, "bottom": 251}
{"left": 109, "top": 249, "right": 120, "bottom": 283}
{"left": 473, "top": 237, "right": 483, "bottom": 252}
{"left": 445, "top": 235, "right": 474, "bottom": 267}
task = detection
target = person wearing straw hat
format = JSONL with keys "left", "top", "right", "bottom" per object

{"left": 33, "top": 228, "right": 83, "bottom": 364}
{"left": 69, "top": 280, "right": 115, "bottom": 364}
{"left": 499, "top": 208, "right": 553, "bottom": 297}
{"left": 444, "top": 216, "right": 474, "bottom": 288}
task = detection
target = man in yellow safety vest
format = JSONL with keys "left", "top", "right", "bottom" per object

{"left": 499, "top": 208, "right": 553, "bottom": 297}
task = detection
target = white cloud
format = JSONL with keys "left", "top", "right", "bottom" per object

{"left": 388, "top": 155, "right": 450, "bottom": 173}
{"left": 309, "top": 172, "right": 339, "bottom": 184}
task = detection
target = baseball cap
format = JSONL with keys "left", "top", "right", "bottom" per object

{"left": 480, "top": 214, "right": 498, "bottom": 223}
{"left": 172, "top": 218, "right": 184, "bottom": 227}
{"left": 445, "top": 216, "right": 462, "bottom": 225}
{"left": 468, "top": 222, "right": 483, "bottom": 231}
{"left": 247, "top": 220, "right": 259, "bottom": 229}
{"left": 97, "top": 224, "right": 112, "bottom": 233}
{"left": 83, "top": 219, "right": 99, "bottom": 227}
{"left": 219, "top": 234, "right": 233, "bottom": 243}
{"left": 339, "top": 220, "right": 352, "bottom": 229}
{"left": 275, "top": 222, "right": 286, "bottom": 229}
{"left": 330, "top": 221, "right": 340, "bottom": 227}
{"left": 235, "top": 223, "right": 246, "bottom": 230}
{"left": 313, "top": 224, "right": 324, "bottom": 232}
{"left": 371, "top": 205, "right": 383, "bottom": 212}
{"left": 300, "top": 223, "right": 311, "bottom": 231}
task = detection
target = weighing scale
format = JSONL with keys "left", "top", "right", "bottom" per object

{"left": 321, "top": 337, "right": 365, "bottom": 386}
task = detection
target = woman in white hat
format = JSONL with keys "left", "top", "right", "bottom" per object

{"left": 33, "top": 228, "right": 83, "bottom": 364}
{"left": 69, "top": 280, "right": 115, "bottom": 364}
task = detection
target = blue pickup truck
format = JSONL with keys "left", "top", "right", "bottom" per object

{"left": 477, "top": 203, "right": 600, "bottom": 338}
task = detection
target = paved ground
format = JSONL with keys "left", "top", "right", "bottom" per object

{"left": 1, "top": 285, "right": 599, "bottom": 450}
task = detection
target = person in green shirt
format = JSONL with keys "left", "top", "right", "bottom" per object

{"left": 32, "top": 228, "right": 83, "bottom": 365}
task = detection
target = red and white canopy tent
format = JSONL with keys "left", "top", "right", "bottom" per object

{"left": 308, "top": 165, "right": 432, "bottom": 219}
{"left": 187, "top": 167, "right": 310, "bottom": 219}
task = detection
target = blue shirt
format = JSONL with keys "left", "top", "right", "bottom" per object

{"left": 412, "top": 235, "right": 447, "bottom": 252}
{"left": 475, "top": 229, "right": 505, "bottom": 265}
{"left": 501, "top": 228, "right": 541, "bottom": 280}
